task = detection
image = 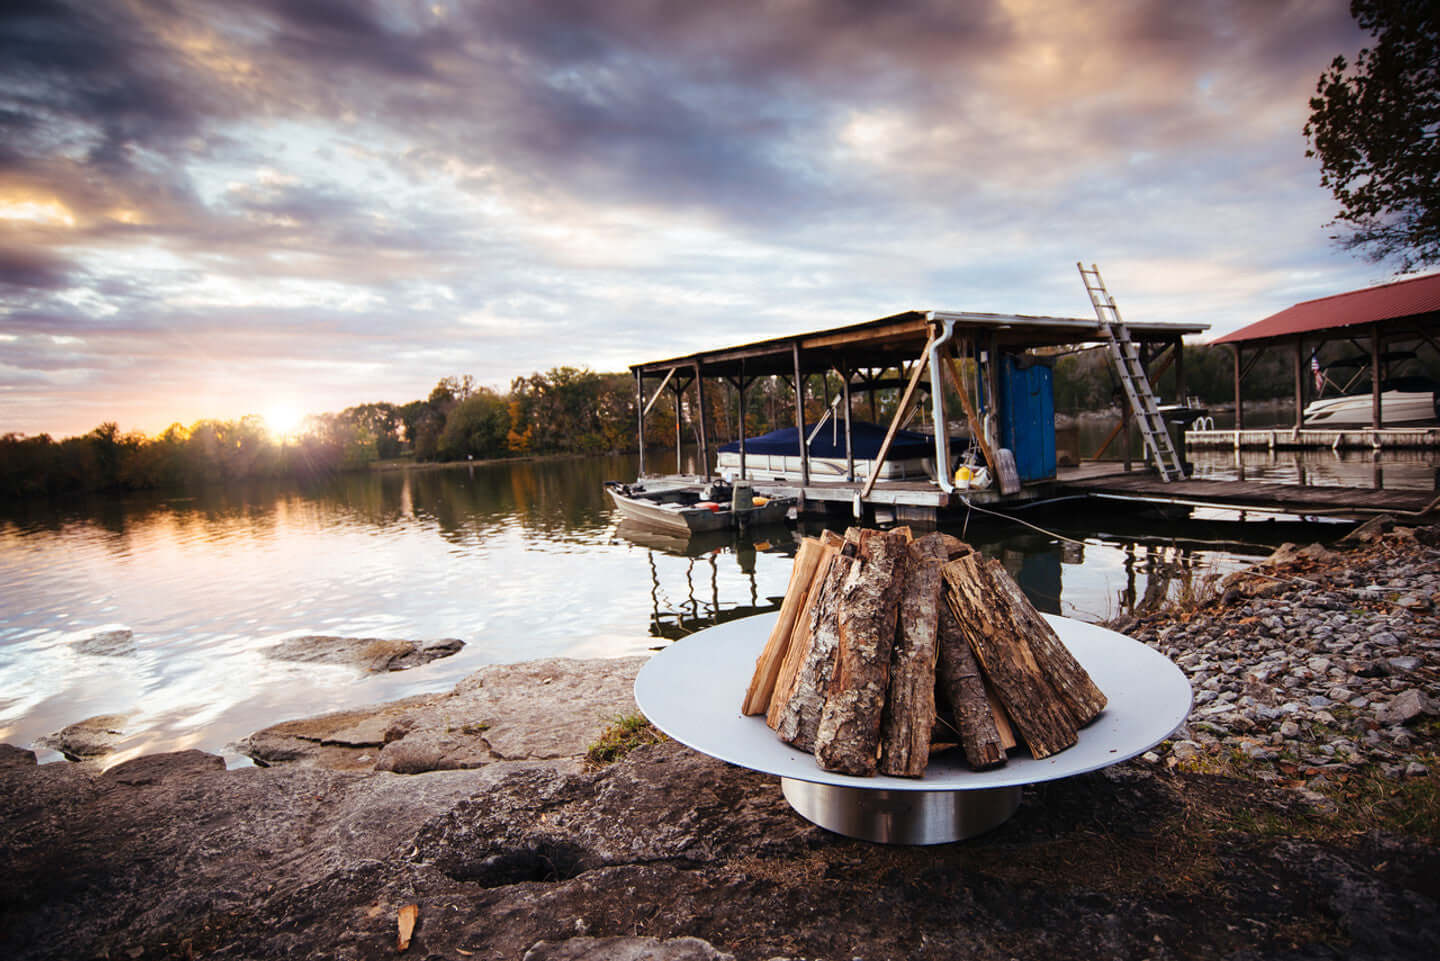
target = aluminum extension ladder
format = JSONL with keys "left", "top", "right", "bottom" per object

{"left": 1078, "top": 262, "right": 1185, "bottom": 482}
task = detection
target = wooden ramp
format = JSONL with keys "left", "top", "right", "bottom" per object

{"left": 1060, "top": 469, "right": 1439, "bottom": 519}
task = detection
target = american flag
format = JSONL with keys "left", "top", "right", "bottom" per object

{"left": 1311, "top": 355, "right": 1324, "bottom": 392}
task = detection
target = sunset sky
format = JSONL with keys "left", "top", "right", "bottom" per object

{"left": 0, "top": 0, "right": 1390, "bottom": 438}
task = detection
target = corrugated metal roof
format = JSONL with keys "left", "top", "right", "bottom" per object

{"left": 1212, "top": 272, "right": 1440, "bottom": 345}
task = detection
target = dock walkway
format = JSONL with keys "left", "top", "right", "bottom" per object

{"left": 1057, "top": 468, "right": 1439, "bottom": 519}
{"left": 1186, "top": 427, "right": 1440, "bottom": 450}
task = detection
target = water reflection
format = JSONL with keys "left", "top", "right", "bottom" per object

{"left": 614, "top": 522, "right": 793, "bottom": 641}
{"left": 0, "top": 451, "right": 1354, "bottom": 765}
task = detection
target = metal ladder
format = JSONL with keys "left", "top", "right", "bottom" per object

{"left": 1077, "top": 262, "right": 1185, "bottom": 482}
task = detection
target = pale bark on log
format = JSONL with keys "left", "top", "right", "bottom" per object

{"left": 877, "top": 537, "right": 944, "bottom": 776}
{"left": 772, "top": 551, "right": 856, "bottom": 748}
{"left": 766, "top": 544, "right": 839, "bottom": 728}
{"left": 935, "top": 598, "right": 1007, "bottom": 769}
{"left": 742, "top": 537, "right": 826, "bottom": 715}
{"left": 942, "top": 553, "right": 1085, "bottom": 759}
{"left": 985, "top": 680, "right": 1018, "bottom": 751}
{"left": 814, "top": 532, "right": 909, "bottom": 776}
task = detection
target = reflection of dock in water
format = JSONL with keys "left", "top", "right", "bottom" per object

{"left": 614, "top": 521, "right": 796, "bottom": 642}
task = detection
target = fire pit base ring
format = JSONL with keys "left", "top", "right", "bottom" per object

{"left": 781, "top": 777, "right": 1022, "bottom": 845}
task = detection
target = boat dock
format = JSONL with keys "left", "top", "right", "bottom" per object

{"left": 1186, "top": 427, "right": 1440, "bottom": 450}
{"left": 1057, "top": 465, "right": 1438, "bottom": 520}
{"left": 743, "top": 463, "right": 1438, "bottom": 524}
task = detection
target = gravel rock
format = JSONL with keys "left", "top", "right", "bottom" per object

{"left": 1124, "top": 523, "right": 1440, "bottom": 778}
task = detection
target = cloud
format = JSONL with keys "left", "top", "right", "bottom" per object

{"left": 0, "top": 0, "right": 1382, "bottom": 437}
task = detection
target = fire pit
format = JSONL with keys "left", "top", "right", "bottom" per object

{"left": 634, "top": 613, "right": 1191, "bottom": 845}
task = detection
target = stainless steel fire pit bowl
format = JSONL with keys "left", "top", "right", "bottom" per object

{"left": 634, "top": 613, "right": 1192, "bottom": 845}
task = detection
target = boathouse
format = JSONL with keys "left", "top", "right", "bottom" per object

{"left": 1193, "top": 272, "right": 1440, "bottom": 449}
{"left": 629, "top": 306, "right": 1208, "bottom": 524}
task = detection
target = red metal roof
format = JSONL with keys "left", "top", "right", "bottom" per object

{"left": 1211, "top": 272, "right": 1440, "bottom": 345}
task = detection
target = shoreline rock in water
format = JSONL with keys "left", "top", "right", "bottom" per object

{"left": 263, "top": 634, "right": 467, "bottom": 672}
{"left": 1, "top": 521, "right": 1436, "bottom": 960}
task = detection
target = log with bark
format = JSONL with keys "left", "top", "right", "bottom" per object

{"left": 876, "top": 534, "right": 946, "bottom": 776}
{"left": 742, "top": 536, "right": 826, "bottom": 715}
{"left": 744, "top": 526, "right": 1106, "bottom": 778}
{"left": 814, "top": 531, "right": 909, "bottom": 776}
{"left": 771, "top": 546, "right": 857, "bottom": 750}
{"left": 941, "top": 552, "right": 1107, "bottom": 759}
{"left": 934, "top": 597, "right": 1007, "bottom": 769}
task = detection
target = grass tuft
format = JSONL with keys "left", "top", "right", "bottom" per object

{"left": 585, "top": 713, "right": 665, "bottom": 767}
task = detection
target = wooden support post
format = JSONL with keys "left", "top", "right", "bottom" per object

{"left": 693, "top": 362, "right": 711, "bottom": 478}
{"left": 635, "top": 371, "right": 646, "bottom": 477}
{"left": 1371, "top": 326, "right": 1383, "bottom": 429}
{"left": 841, "top": 360, "right": 855, "bottom": 482}
{"left": 737, "top": 368, "right": 748, "bottom": 479}
{"left": 792, "top": 341, "right": 810, "bottom": 487}
{"left": 672, "top": 375, "right": 688, "bottom": 474}
{"left": 1231, "top": 344, "right": 1245, "bottom": 431}
{"left": 859, "top": 337, "right": 936, "bottom": 501}
{"left": 1173, "top": 335, "right": 1186, "bottom": 406}
{"left": 1293, "top": 339, "right": 1305, "bottom": 431}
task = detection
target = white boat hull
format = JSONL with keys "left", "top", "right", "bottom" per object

{"left": 1302, "top": 389, "right": 1439, "bottom": 428}
{"left": 604, "top": 483, "right": 793, "bottom": 536}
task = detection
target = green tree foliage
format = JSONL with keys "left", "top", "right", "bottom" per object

{"left": 438, "top": 388, "right": 511, "bottom": 460}
{"left": 1304, "top": 0, "right": 1440, "bottom": 271}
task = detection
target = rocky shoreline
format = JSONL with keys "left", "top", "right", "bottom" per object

{"left": 1, "top": 520, "right": 1437, "bottom": 960}
{"left": 1124, "top": 517, "right": 1440, "bottom": 783}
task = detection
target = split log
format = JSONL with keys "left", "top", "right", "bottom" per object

{"left": 934, "top": 599, "right": 1007, "bottom": 769}
{"left": 766, "top": 543, "right": 840, "bottom": 727}
{"left": 742, "top": 537, "right": 826, "bottom": 715}
{"left": 985, "top": 680, "right": 1018, "bottom": 751}
{"left": 877, "top": 536, "right": 945, "bottom": 776}
{"left": 951, "top": 554, "right": 1106, "bottom": 727}
{"left": 771, "top": 549, "right": 856, "bottom": 748}
{"left": 942, "top": 553, "right": 1106, "bottom": 758}
{"left": 814, "top": 531, "right": 909, "bottom": 776}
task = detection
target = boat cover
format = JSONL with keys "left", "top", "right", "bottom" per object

{"left": 718, "top": 421, "right": 942, "bottom": 460}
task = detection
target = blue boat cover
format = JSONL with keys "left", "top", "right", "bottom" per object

{"left": 718, "top": 420, "right": 941, "bottom": 460}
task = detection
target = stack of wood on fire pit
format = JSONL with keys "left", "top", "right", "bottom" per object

{"left": 741, "top": 527, "right": 1107, "bottom": 778}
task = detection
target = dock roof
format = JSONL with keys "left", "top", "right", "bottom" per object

{"left": 631, "top": 309, "right": 1209, "bottom": 378}
{"left": 1211, "top": 272, "right": 1440, "bottom": 347}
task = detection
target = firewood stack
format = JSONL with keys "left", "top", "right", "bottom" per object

{"left": 742, "top": 527, "right": 1107, "bottom": 778}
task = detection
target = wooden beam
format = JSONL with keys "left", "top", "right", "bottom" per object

{"left": 641, "top": 367, "right": 677, "bottom": 418}
{"left": 635, "top": 370, "right": 646, "bottom": 477}
{"left": 694, "top": 362, "right": 711, "bottom": 477}
{"left": 941, "top": 339, "right": 997, "bottom": 477}
{"left": 1293, "top": 339, "right": 1305, "bottom": 431}
{"left": 859, "top": 336, "right": 935, "bottom": 500}
{"left": 792, "top": 341, "right": 810, "bottom": 486}
{"left": 1231, "top": 344, "right": 1244, "bottom": 431}
{"left": 1372, "top": 325, "right": 1383, "bottom": 429}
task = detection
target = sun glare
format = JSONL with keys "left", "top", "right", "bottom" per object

{"left": 263, "top": 404, "right": 305, "bottom": 439}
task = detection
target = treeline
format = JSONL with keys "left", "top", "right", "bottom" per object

{"left": 0, "top": 367, "right": 643, "bottom": 499}
{"left": 1, "top": 344, "right": 1321, "bottom": 498}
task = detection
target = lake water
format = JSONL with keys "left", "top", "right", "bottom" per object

{"left": 0, "top": 445, "right": 1407, "bottom": 769}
